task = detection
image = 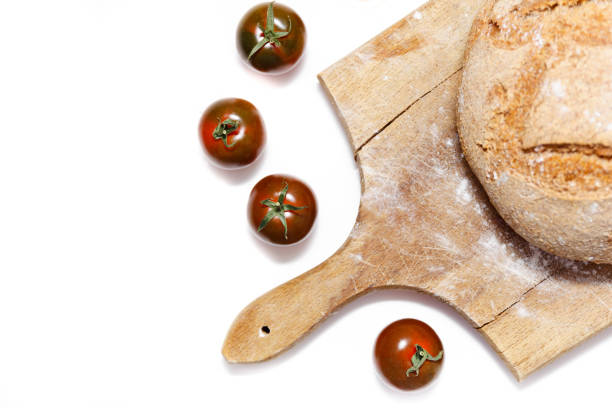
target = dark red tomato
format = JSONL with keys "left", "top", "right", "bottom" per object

{"left": 236, "top": 2, "right": 306, "bottom": 75}
{"left": 199, "top": 98, "right": 265, "bottom": 169}
{"left": 374, "top": 319, "right": 444, "bottom": 391}
{"left": 248, "top": 175, "right": 317, "bottom": 245}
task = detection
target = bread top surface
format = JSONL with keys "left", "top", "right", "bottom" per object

{"left": 460, "top": 0, "right": 612, "bottom": 200}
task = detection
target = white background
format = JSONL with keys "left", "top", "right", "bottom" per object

{"left": 0, "top": 0, "right": 610, "bottom": 407}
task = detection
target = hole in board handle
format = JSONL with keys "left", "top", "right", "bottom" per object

{"left": 260, "top": 326, "right": 271, "bottom": 337}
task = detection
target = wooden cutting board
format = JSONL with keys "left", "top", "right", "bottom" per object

{"left": 223, "top": 0, "right": 612, "bottom": 381}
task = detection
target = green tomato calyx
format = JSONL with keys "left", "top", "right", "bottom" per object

{"left": 213, "top": 118, "right": 241, "bottom": 148}
{"left": 258, "top": 181, "right": 306, "bottom": 239}
{"left": 248, "top": 2, "right": 292, "bottom": 60}
{"left": 406, "top": 344, "right": 443, "bottom": 377}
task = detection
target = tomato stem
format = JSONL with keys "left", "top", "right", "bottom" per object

{"left": 213, "top": 118, "right": 241, "bottom": 148}
{"left": 406, "top": 344, "right": 443, "bottom": 377}
{"left": 258, "top": 181, "right": 307, "bottom": 239}
{"left": 248, "top": 2, "right": 292, "bottom": 60}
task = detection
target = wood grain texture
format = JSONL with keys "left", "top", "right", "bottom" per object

{"left": 318, "top": 0, "right": 486, "bottom": 150}
{"left": 223, "top": 0, "right": 612, "bottom": 381}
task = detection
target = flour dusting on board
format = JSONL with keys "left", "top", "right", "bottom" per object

{"left": 455, "top": 179, "right": 472, "bottom": 204}
{"left": 515, "top": 303, "right": 532, "bottom": 318}
{"left": 355, "top": 80, "right": 611, "bottom": 326}
{"left": 349, "top": 253, "right": 375, "bottom": 267}
{"left": 476, "top": 232, "right": 549, "bottom": 286}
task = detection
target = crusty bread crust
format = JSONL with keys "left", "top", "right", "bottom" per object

{"left": 458, "top": 0, "right": 612, "bottom": 263}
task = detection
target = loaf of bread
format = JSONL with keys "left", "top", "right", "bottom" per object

{"left": 458, "top": 0, "right": 612, "bottom": 263}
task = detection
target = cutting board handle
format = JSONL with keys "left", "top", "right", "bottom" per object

{"left": 222, "top": 238, "right": 373, "bottom": 363}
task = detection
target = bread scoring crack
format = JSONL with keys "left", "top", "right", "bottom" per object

{"left": 524, "top": 143, "right": 612, "bottom": 159}
{"left": 511, "top": 0, "right": 594, "bottom": 17}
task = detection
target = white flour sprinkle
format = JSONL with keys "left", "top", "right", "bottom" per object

{"left": 550, "top": 80, "right": 565, "bottom": 98}
{"left": 430, "top": 123, "right": 440, "bottom": 139}
{"left": 533, "top": 31, "right": 544, "bottom": 47}
{"left": 515, "top": 303, "right": 532, "bottom": 318}
{"left": 349, "top": 253, "right": 375, "bottom": 267}
{"left": 456, "top": 179, "right": 472, "bottom": 204}
{"left": 413, "top": 11, "right": 423, "bottom": 20}
{"left": 476, "top": 232, "right": 548, "bottom": 284}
